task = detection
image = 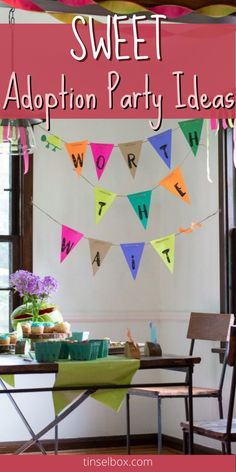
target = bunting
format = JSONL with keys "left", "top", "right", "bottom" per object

{"left": 178, "top": 119, "right": 203, "bottom": 156}
{"left": 60, "top": 225, "right": 84, "bottom": 263}
{"left": 120, "top": 243, "right": 145, "bottom": 280}
{"left": 89, "top": 239, "right": 112, "bottom": 275}
{"left": 151, "top": 234, "right": 175, "bottom": 273}
{"left": 65, "top": 140, "right": 88, "bottom": 176}
{"left": 148, "top": 129, "right": 172, "bottom": 169}
{"left": 90, "top": 143, "right": 114, "bottom": 180}
{"left": 159, "top": 167, "right": 190, "bottom": 204}
{"left": 94, "top": 187, "right": 117, "bottom": 223}
{"left": 118, "top": 140, "right": 143, "bottom": 178}
{"left": 127, "top": 190, "right": 152, "bottom": 229}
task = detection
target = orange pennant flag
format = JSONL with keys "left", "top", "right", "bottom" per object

{"left": 159, "top": 167, "right": 190, "bottom": 204}
{"left": 65, "top": 140, "right": 88, "bottom": 177}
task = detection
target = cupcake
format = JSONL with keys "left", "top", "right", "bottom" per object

{"left": 0, "top": 334, "right": 10, "bottom": 345}
{"left": 31, "top": 322, "right": 44, "bottom": 335}
{"left": 43, "top": 322, "right": 54, "bottom": 333}
{"left": 9, "top": 333, "right": 18, "bottom": 345}
{"left": 53, "top": 322, "right": 70, "bottom": 334}
{"left": 22, "top": 322, "right": 31, "bottom": 335}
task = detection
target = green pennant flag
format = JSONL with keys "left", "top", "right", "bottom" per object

{"left": 151, "top": 234, "right": 175, "bottom": 273}
{"left": 127, "top": 190, "right": 152, "bottom": 230}
{"left": 178, "top": 119, "right": 204, "bottom": 156}
{"left": 94, "top": 187, "right": 117, "bottom": 224}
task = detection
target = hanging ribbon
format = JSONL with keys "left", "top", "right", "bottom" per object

{"left": 19, "top": 127, "right": 29, "bottom": 175}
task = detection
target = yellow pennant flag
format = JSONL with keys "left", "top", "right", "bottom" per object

{"left": 65, "top": 140, "right": 88, "bottom": 177}
{"left": 151, "top": 234, "right": 175, "bottom": 273}
{"left": 159, "top": 167, "right": 190, "bottom": 204}
{"left": 94, "top": 187, "right": 117, "bottom": 223}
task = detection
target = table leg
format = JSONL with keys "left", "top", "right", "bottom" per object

{"left": 54, "top": 417, "right": 58, "bottom": 454}
{"left": 188, "top": 366, "right": 194, "bottom": 454}
{"left": 126, "top": 394, "right": 131, "bottom": 454}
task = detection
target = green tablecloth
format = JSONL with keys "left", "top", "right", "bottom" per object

{"left": 53, "top": 356, "right": 140, "bottom": 416}
{"left": 0, "top": 375, "right": 15, "bottom": 387}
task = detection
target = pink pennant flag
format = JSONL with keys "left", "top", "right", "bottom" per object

{"left": 60, "top": 225, "right": 84, "bottom": 263}
{"left": 90, "top": 143, "right": 114, "bottom": 180}
{"left": 210, "top": 119, "right": 218, "bottom": 130}
{"left": 19, "top": 127, "right": 29, "bottom": 175}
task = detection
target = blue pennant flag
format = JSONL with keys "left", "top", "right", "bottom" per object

{"left": 120, "top": 243, "right": 145, "bottom": 280}
{"left": 148, "top": 129, "right": 172, "bottom": 169}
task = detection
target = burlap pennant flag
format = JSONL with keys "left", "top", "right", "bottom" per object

{"left": 118, "top": 140, "right": 143, "bottom": 178}
{"left": 89, "top": 239, "right": 112, "bottom": 275}
{"left": 159, "top": 167, "right": 190, "bottom": 204}
{"left": 65, "top": 140, "right": 88, "bottom": 176}
{"left": 94, "top": 187, "right": 117, "bottom": 223}
{"left": 151, "top": 234, "right": 175, "bottom": 273}
{"left": 148, "top": 129, "right": 172, "bottom": 169}
{"left": 127, "top": 190, "right": 152, "bottom": 229}
{"left": 120, "top": 242, "right": 145, "bottom": 280}
{"left": 90, "top": 143, "right": 114, "bottom": 180}
{"left": 60, "top": 225, "right": 84, "bottom": 263}
{"left": 178, "top": 119, "right": 204, "bottom": 156}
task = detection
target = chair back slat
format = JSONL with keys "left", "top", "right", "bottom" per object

{"left": 187, "top": 313, "right": 234, "bottom": 342}
{"left": 228, "top": 325, "right": 236, "bottom": 367}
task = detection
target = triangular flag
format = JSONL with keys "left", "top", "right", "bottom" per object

{"left": 65, "top": 140, "right": 88, "bottom": 176}
{"left": 120, "top": 242, "right": 145, "bottom": 280}
{"left": 148, "top": 129, "right": 172, "bottom": 169}
{"left": 90, "top": 143, "right": 114, "bottom": 180}
{"left": 60, "top": 225, "right": 84, "bottom": 263}
{"left": 127, "top": 190, "right": 152, "bottom": 229}
{"left": 118, "top": 140, "right": 143, "bottom": 178}
{"left": 94, "top": 187, "right": 117, "bottom": 223}
{"left": 178, "top": 119, "right": 203, "bottom": 156}
{"left": 88, "top": 239, "right": 112, "bottom": 275}
{"left": 159, "top": 167, "right": 190, "bottom": 204}
{"left": 151, "top": 234, "right": 175, "bottom": 273}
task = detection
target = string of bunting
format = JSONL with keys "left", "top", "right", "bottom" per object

{"left": 32, "top": 201, "right": 219, "bottom": 280}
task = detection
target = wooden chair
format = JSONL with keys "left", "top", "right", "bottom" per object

{"left": 181, "top": 324, "right": 236, "bottom": 454}
{"left": 126, "top": 312, "right": 234, "bottom": 454}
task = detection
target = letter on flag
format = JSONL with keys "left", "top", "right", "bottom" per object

{"left": 127, "top": 190, "right": 152, "bottom": 229}
{"left": 148, "top": 129, "right": 172, "bottom": 169}
{"left": 89, "top": 239, "right": 112, "bottom": 275}
{"left": 118, "top": 140, "right": 143, "bottom": 178}
{"left": 120, "top": 242, "right": 145, "bottom": 280}
{"left": 151, "top": 234, "right": 175, "bottom": 273}
{"left": 159, "top": 167, "right": 190, "bottom": 204}
{"left": 94, "top": 187, "right": 117, "bottom": 223}
{"left": 90, "top": 143, "right": 114, "bottom": 180}
{"left": 60, "top": 225, "right": 84, "bottom": 263}
{"left": 65, "top": 140, "right": 88, "bottom": 176}
{"left": 178, "top": 119, "right": 203, "bottom": 156}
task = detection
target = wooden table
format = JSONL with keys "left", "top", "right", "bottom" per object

{"left": 0, "top": 354, "right": 201, "bottom": 455}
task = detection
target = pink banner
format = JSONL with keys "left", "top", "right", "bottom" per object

{"left": 60, "top": 225, "right": 84, "bottom": 263}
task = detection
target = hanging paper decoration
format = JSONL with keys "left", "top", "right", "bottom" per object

{"left": 118, "top": 140, "right": 143, "bottom": 178}
{"left": 88, "top": 239, "right": 112, "bottom": 275}
{"left": 65, "top": 140, "right": 88, "bottom": 176}
{"left": 19, "top": 127, "right": 29, "bottom": 175}
{"left": 41, "top": 134, "right": 62, "bottom": 151}
{"left": 90, "top": 142, "right": 114, "bottom": 180}
{"left": 178, "top": 222, "right": 202, "bottom": 234}
{"left": 148, "top": 129, "right": 172, "bottom": 169}
{"left": 120, "top": 242, "right": 145, "bottom": 280}
{"left": 210, "top": 119, "right": 218, "bottom": 131}
{"left": 151, "top": 234, "right": 175, "bottom": 273}
{"left": 60, "top": 225, "right": 84, "bottom": 263}
{"left": 94, "top": 187, "right": 117, "bottom": 223}
{"left": 178, "top": 119, "right": 203, "bottom": 156}
{"left": 127, "top": 190, "right": 152, "bottom": 229}
{"left": 159, "top": 167, "right": 190, "bottom": 204}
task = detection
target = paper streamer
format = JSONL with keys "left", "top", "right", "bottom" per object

{"left": 19, "top": 127, "right": 29, "bottom": 175}
{"left": 90, "top": 142, "right": 114, "bottom": 180}
{"left": 118, "top": 140, "right": 143, "bottom": 178}
{"left": 60, "top": 225, "right": 84, "bottom": 263}
{"left": 121, "top": 242, "right": 145, "bottom": 280}
{"left": 89, "top": 239, "right": 112, "bottom": 275}
{"left": 151, "top": 234, "right": 175, "bottom": 273}
{"left": 148, "top": 129, "right": 172, "bottom": 169}
{"left": 178, "top": 119, "right": 204, "bottom": 157}
{"left": 178, "top": 222, "right": 202, "bottom": 234}
{"left": 128, "top": 190, "right": 152, "bottom": 229}
{"left": 65, "top": 140, "right": 88, "bottom": 177}
{"left": 159, "top": 167, "right": 190, "bottom": 204}
{"left": 206, "top": 120, "right": 213, "bottom": 183}
{"left": 94, "top": 187, "right": 117, "bottom": 223}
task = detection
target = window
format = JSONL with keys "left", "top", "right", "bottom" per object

{"left": 0, "top": 150, "right": 32, "bottom": 331}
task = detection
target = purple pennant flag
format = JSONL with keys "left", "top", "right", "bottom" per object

{"left": 148, "top": 129, "right": 172, "bottom": 169}
{"left": 120, "top": 242, "right": 145, "bottom": 280}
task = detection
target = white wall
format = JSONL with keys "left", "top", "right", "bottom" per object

{"left": 0, "top": 9, "right": 229, "bottom": 452}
